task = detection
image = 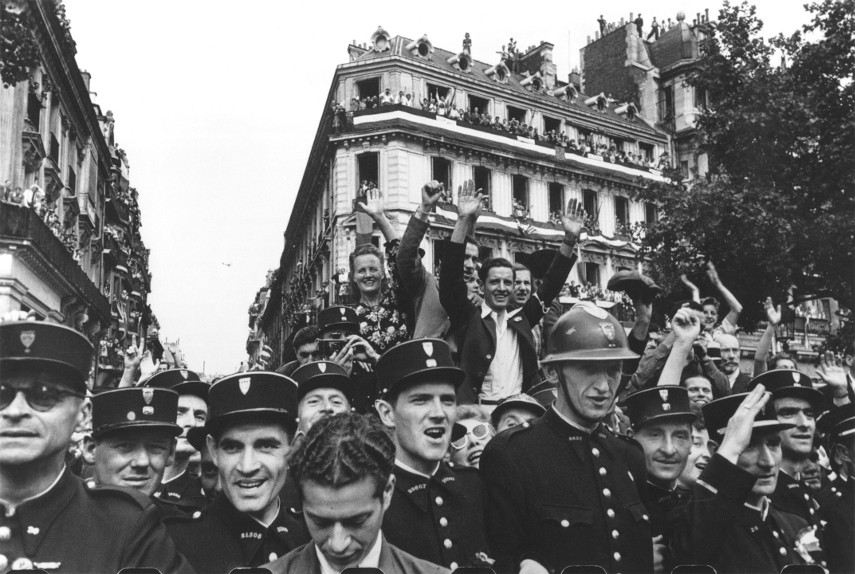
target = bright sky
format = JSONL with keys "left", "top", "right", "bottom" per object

{"left": 64, "top": 1, "right": 811, "bottom": 375}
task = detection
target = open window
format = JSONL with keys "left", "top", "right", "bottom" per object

{"left": 427, "top": 83, "right": 450, "bottom": 102}
{"left": 658, "top": 84, "right": 674, "bottom": 122}
{"left": 583, "top": 189, "right": 598, "bottom": 220}
{"left": 512, "top": 175, "right": 529, "bottom": 214}
{"left": 26, "top": 91, "right": 41, "bottom": 129}
{"left": 583, "top": 262, "right": 601, "bottom": 286}
{"left": 548, "top": 182, "right": 564, "bottom": 215}
{"left": 645, "top": 202, "right": 658, "bottom": 224}
{"left": 473, "top": 166, "right": 492, "bottom": 209}
{"left": 356, "top": 77, "right": 380, "bottom": 101}
{"left": 614, "top": 196, "right": 629, "bottom": 232}
{"left": 543, "top": 115, "right": 561, "bottom": 135}
{"left": 357, "top": 152, "right": 379, "bottom": 188}
{"left": 468, "top": 94, "right": 489, "bottom": 115}
{"left": 640, "top": 142, "right": 654, "bottom": 163}
{"left": 507, "top": 105, "right": 526, "bottom": 124}
{"left": 431, "top": 157, "right": 452, "bottom": 191}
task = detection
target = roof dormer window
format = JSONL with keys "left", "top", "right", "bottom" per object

{"left": 406, "top": 35, "right": 433, "bottom": 59}
{"left": 371, "top": 26, "right": 391, "bottom": 52}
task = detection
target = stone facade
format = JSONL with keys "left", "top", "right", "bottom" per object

{"left": 0, "top": 0, "right": 156, "bottom": 386}
{"left": 249, "top": 28, "right": 671, "bottom": 367}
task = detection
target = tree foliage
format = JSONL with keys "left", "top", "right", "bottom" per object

{"left": 0, "top": 0, "right": 76, "bottom": 88}
{"left": 635, "top": 0, "right": 855, "bottom": 327}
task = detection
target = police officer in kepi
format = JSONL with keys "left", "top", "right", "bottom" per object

{"left": 83, "top": 387, "right": 182, "bottom": 498}
{"left": 165, "top": 371, "right": 310, "bottom": 573}
{"left": 747, "top": 369, "right": 826, "bottom": 527}
{"left": 480, "top": 302, "right": 653, "bottom": 574}
{"left": 375, "top": 338, "right": 492, "bottom": 571}
{"left": 624, "top": 385, "right": 696, "bottom": 572}
{"left": 0, "top": 321, "right": 193, "bottom": 573}
{"left": 669, "top": 386, "right": 826, "bottom": 572}
{"left": 816, "top": 402, "right": 855, "bottom": 574}
{"left": 144, "top": 368, "right": 210, "bottom": 512}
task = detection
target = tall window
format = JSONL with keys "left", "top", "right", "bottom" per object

{"left": 431, "top": 157, "right": 452, "bottom": 190}
{"left": 543, "top": 115, "right": 561, "bottom": 134}
{"left": 640, "top": 143, "right": 654, "bottom": 163}
{"left": 512, "top": 175, "right": 529, "bottom": 215}
{"left": 659, "top": 84, "right": 675, "bottom": 122}
{"left": 614, "top": 196, "right": 629, "bottom": 229}
{"left": 583, "top": 262, "right": 601, "bottom": 286}
{"left": 473, "top": 166, "right": 492, "bottom": 210}
{"left": 67, "top": 167, "right": 76, "bottom": 196}
{"left": 26, "top": 92, "right": 40, "bottom": 129}
{"left": 357, "top": 152, "right": 379, "bottom": 187}
{"left": 645, "top": 202, "right": 658, "bottom": 224}
{"left": 426, "top": 83, "right": 450, "bottom": 102}
{"left": 548, "top": 182, "right": 564, "bottom": 215}
{"left": 583, "top": 189, "right": 598, "bottom": 222}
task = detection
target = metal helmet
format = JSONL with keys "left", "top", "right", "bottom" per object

{"left": 541, "top": 302, "right": 639, "bottom": 363}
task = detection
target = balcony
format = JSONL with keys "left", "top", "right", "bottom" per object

{"left": 21, "top": 120, "right": 45, "bottom": 173}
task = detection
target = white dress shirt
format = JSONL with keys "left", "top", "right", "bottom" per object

{"left": 479, "top": 302, "right": 524, "bottom": 403}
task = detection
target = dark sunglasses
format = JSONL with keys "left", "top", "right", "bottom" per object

{"left": 450, "top": 422, "right": 494, "bottom": 451}
{"left": 0, "top": 383, "right": 85, "bottom": 412}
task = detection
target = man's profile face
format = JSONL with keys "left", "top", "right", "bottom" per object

{"left": 297, "top": 388, "right": 350, "bottom": 435}
{"left": 209, "top": 422, "right": 291, "bottom": 520}
{"left": 296, "top": 341, "right": 320, "bottom": 366}
{"left": 684, "top": 376, "right": 713, "bottom": 407}
{"left": 0, "top": 370, "right": 88, "bottom": 467}
{"left": 774, "top": 396, "right": 815, "bottom": 458}
{"left": 483, "top": 266, "right": 514, "bottom": 312}
{"left": 176, "top": 394, "right": 207, "bottom": 457}
{"left": 378, "top": 381, "right": 456, "bottom": 473}
{"left": 93, "top": 428, "right": 175, "bottom": 496}
{"left": 633, "top": 422, "right": 691, "bottom": 486}
{"left": 555, "top": 361, "right": 622, "bottom": 428}
{"left": 737, "top": 431, "right": 782, "bottom": 497}
{"left": 302, "top": 475, "right": 393, "bottom": 572}
{"left": 717, "top": 334, "right": 740, "bottom": 375}
{"left": 513, "top": 269, "right": 532, "bottom": 305}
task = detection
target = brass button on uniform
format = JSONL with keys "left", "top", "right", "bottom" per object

{"left": 602, "top": 488, "right": 612, "bottom": 498}
{"left": 606, "top": 508, "right": 615, "bottom": 519}
{"left": 598, "top": 467, "right": 607, "bottom": 476}
{"left": 611, "top": 529, "right": 620, "bottom": 539}
{"left": 591, "top": 448, "right": 601, "bottom": 457}
{"left": 613, "top": 552, "right": 622, "bottom": 562}
{"left": 443, "top": 538, "right": 453, "bottom": 549}
{"left": 435, "top": 496, "right": 444, "bottom": 506}
{"left": 0, "top": 526, "right": 10, "bottom": 541}
{"left": 439, "top": 517, "right": 448, "bottom": 527}
{"left": 560, "top": 519, "right": 570, "bottom": 528}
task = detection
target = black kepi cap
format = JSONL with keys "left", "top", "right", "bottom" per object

{"left": 0, "top": 321, "right": 92, "bottom": 391}
{"left": 292, "top": 360, "right": 352, "bottom": 402}
{"left": 625, "top": 386, "right": 695, "bottom": 429}
{"left": 817, "top": 403, "right": 855, "bottom": 441}
{"left": 527, "top": 380, "right": 558, "bottom": 409}
{"left": 747, "top": 369, "right": 825, "bottom": 409}
{"left": 206, "top": 371, "right": 298, "bottom": 433}
{"left": 91, "top": 387, "right": 181, "bottom": 438}
{"left": 143, "top": 368, "right": 209, "bottom": 401}
{"left": 318, "top": 306, "right": 359, "bottom": 335}
{"left": 702, "top": 393, "right": 796, "bottom": 438}
{"left": 490, "top": 393, "right": 546, "bottom": 428}
{"left": 375, "top": 338, "right": 464, "bottom": 397}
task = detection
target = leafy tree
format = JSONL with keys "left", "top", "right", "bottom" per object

{"left": 635, "top": 0, "right": 855, "bottom": 328}
{"left": 0, "top": 0, "right": 76, "bottom": 88}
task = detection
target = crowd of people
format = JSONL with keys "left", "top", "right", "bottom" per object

{"left": 2, "top": 179, "right": 853, "bottom": 574}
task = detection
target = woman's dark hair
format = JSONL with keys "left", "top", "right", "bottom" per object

{"left": 289, "top": 413, "right": 395, "bottom": 498}
{"left": 478, "top": 257, "right": 514, "bottom": 283}
{"left": 769, "top": 352, "right": 798, "bottom": 369}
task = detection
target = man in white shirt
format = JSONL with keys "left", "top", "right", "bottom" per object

{"left": 265, "top": 413, "right": 448, "bottom": 574}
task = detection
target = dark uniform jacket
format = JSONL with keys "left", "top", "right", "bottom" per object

{"left": 669, "top": 453, "right": 822, "bottom": 574}
{"left": 266, "top": 536, "right": 451, "bottom": 574}
{"left": 816, "top": 475, "right": 853, "bottom": 574}
{"left": 772, "top": 470, "right": 821, "bottom": 527}
{"left": 480, "top": 408, "right": 653, "bottom": 574}
{"left": 0, "top": 467, "right": 193, "bottom": 574}
{"left": 383, "top": 461, "right": 491, "bottom": 570}
{"left": 154, "top": 469, "right": 207, "bottom": 513}
{"left": 439, "top": 242, "right": 576, "bottom": 403}
{"left": 165, "top": 492, "right": 309, "bottom": 574}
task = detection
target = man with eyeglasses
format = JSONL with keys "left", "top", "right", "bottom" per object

{"left": 375, "top": 339, "right": 492, "bottom": 570}
{"left": 748, "top": 369, "right": 826, "bottom": 528}
{"left": 0, "top": 321, "right": 192, "bottom": 573}
{"left": 144, "top": 368, "right": 210, "bottom": 513}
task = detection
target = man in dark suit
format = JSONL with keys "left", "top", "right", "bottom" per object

{"left": 265, "top": 413, "right": 448, "bottom": 574}
{"left": 717, "top": 333, "right": 752, "bottom": 393}
{"left": 165, "top": 371, "right": 309, "bottom": 573}
{"left": 480, "top": 303, "right": 652, "bottom": 574}
{"left": 439, "top": 180, "right": 584, "bottom": 405}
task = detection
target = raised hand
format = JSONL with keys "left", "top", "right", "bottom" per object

{"left": 764, "top": 297, "right": 782, "bottom": 326}
{"left": 672, "top": 307, "right": 701, "bottom": 343}
{"left": 561, "top": 198, "right": 586, "bottom": 239}
{"left": 816, "top": 351, "right": 850, "bottom": 398}
{"left": 356, "top": 187, "right": 385, "bottom": 218}
{"left": 456, "top": 179, "right": 484, "bottom": 219}
{"left": 122, "top": 335, "right": 144, "bottom": 373}
{"left": 421, "top": 180, "right": 443, "bottom": 212}
{"left": 705, "top": 261, "right": 722, "bottom": 286}
{"left": 680, "top": 274, "right": 700, "bottom": 303}
{"left": 718, "top": 385, "right": 770, "bottom": 463}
